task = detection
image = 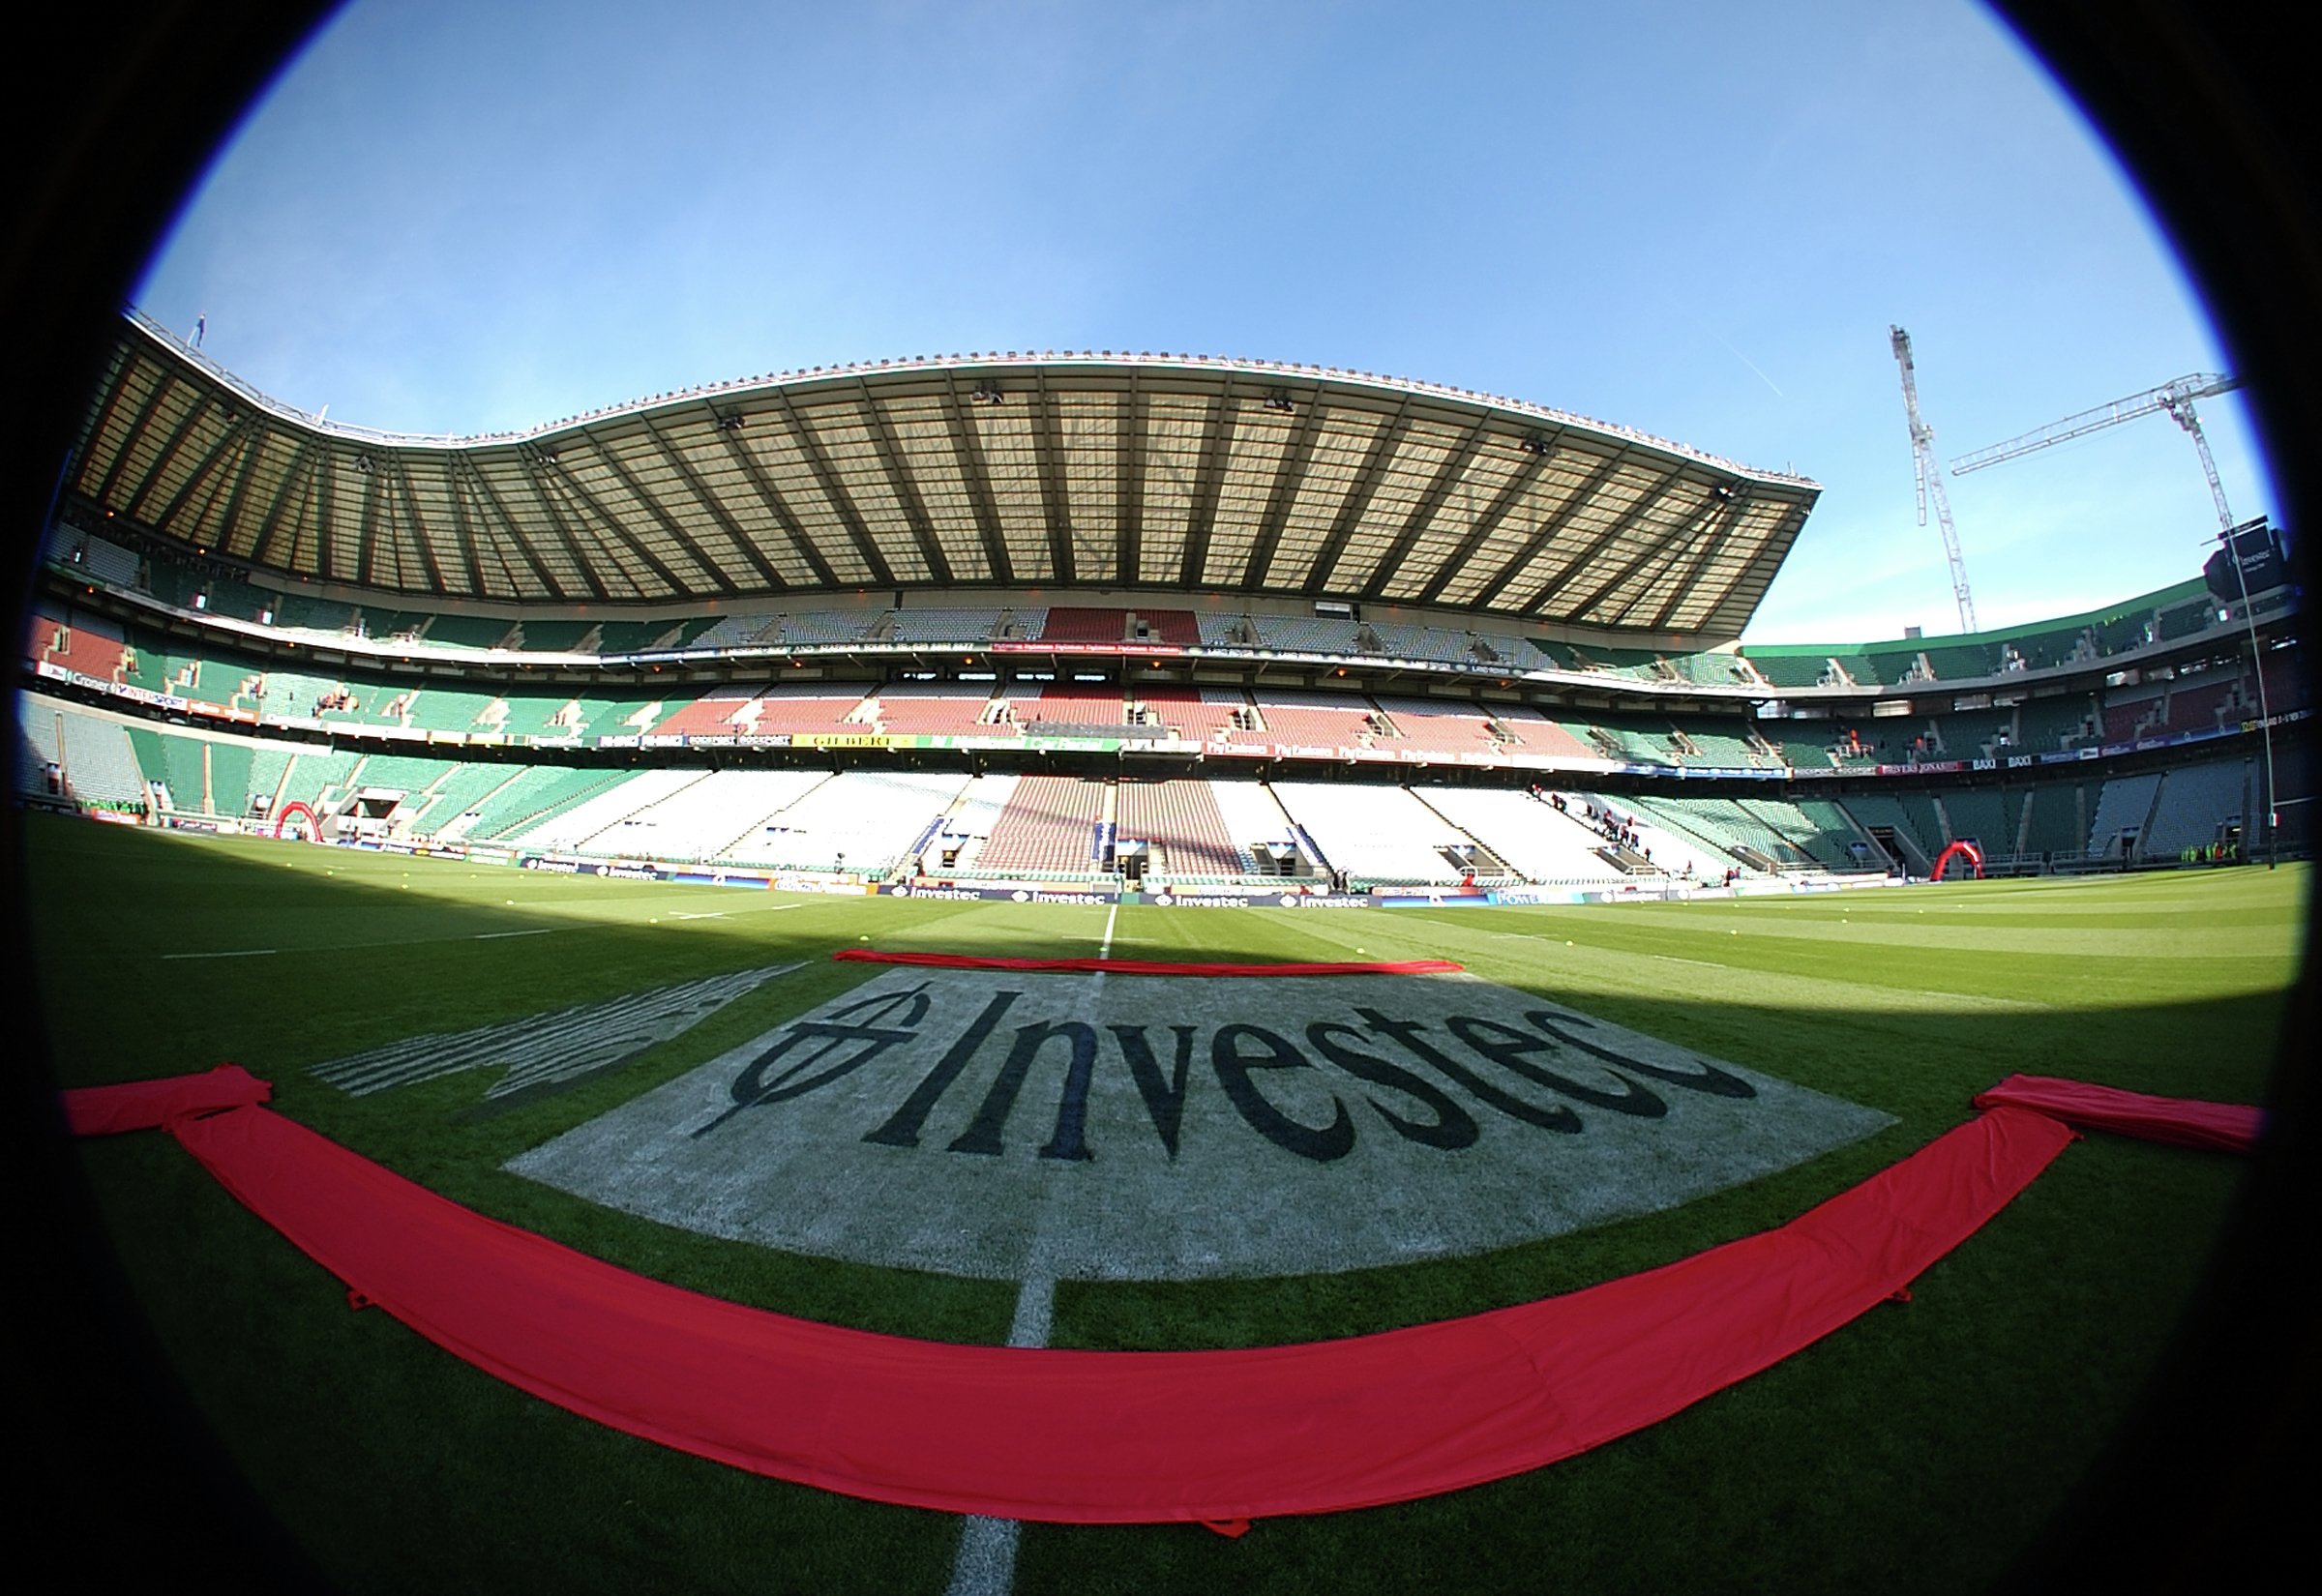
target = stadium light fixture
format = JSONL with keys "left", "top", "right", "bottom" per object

{"left": 1520, "top": 432, "right": 1551, "bottom": 457}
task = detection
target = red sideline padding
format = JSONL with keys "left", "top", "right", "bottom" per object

{"left": 833, "top": 949, "right": 1463, "bottom": 977}
{"left": 148, "top": 1096, "right": 2068, "bottom": 1523}
{"left": 1973, "top": 1073, "right": 2263, "bottom": 1155}
{"left": 60, "top": 1062, "right": 270, "bottom": 1136}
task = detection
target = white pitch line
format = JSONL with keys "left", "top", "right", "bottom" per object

{"left": 1098, "top": 901, "right": 1119, "bottom": 960}
{"left": 944, "top": 1274, "right": 1057, "bottom": 1596}
{"left": 473, "top": 929, "right": 555, "bottom": 940}
{"left": 162, "top": 947, "right": 279, "bottom": 961}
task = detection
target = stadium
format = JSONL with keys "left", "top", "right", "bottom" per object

{"left": 6, "top": 8, "right": 2317, "bottom": 1596}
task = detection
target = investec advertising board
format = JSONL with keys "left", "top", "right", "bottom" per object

{"left": 512, "top": 966, "right": 1892, "bottom": 1283}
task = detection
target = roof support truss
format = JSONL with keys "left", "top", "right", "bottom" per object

{"left": 1302, "top": 398, "right": 1414, "bottom": 596}
{"left": 766, "top": 389, "right": 894, "bottom": 587}
{"left": 1470, "top": 447, "right": 1638, "bottom": 610}
{"left": 1178, "top": 379, "right": 1239, "bottom": 588}
{"left": 705, "top": 405, "right": 837, "bottom": 588}
{"left": 937, "top": 372, "right": 1012, "bottom": 587}
{"left": 1360, "top": 411, "right": 1495, "bottom": 600}
{"left": 636, "top": 413, "right": 789, "bottom": 592}
{"left": 576, "top": 430, "right": 740, "bottom": 596}
{"left": 852, "top": 383, "right": 953, "bottom": 585}
{"left": 1239, "top": 388, "right": 1327, "bottom": 590}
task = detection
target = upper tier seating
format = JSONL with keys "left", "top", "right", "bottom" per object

{"left": 1038, "top": 606, "right": 1130, "bottom": 644}
{"left": 1134, "top": 687, "right": 1250, "bottom": 740}
{"left": 1234, "top": 693, "right": 1381, "bottom": 748}
{"left": 1369, "top": 697, "right": 1512, "bottom": 757}
{"left": 1025, "top": 683, "right": 1127, "bottom": 732}
{"left": 653, "top": 684, "right": 764, "bottom": 737}
{"left": 872, "top": 684, "right": 1006, "bottom": 735}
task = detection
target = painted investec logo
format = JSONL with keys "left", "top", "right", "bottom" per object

{"left": 688, "top": 979, "right": 1754, "bottom": 1163}
{"left": 510, "top": 968, "right": 1893, "bottom": 1281}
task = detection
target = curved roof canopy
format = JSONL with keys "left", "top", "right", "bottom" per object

{"left": 66, "top": 311, "right": 1820, "bottom": 636}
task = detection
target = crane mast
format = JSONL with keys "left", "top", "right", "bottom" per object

{"left": 1890, "top": 326, "right": 1977, "bottom": 634}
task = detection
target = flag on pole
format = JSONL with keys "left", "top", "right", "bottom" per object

{"left": 194, "top": 313, "right": 206, "bottom": 348}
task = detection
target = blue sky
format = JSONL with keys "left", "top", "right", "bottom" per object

{"left": 133, "top": 0, "right": 2277, "bottom": 643}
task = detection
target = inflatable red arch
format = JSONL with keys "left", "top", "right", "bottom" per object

{"left": 272, "top": 800, "right": 320, "bottom": 842}
{"left": 1930, "top": 840, "right": 1984, "bottom": 881}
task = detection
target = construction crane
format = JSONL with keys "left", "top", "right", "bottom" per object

{"left": 1951, "top": 369, "right": 2284, "bottom": 852}
{"left": 1890, "top": 326, "right": 1977, "bottom": 634}
{"left": 1947, "top": 372, "right": 2245, "bottom": 534}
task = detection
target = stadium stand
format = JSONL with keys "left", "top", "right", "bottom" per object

{"left": 55, "top": 709, "right": 154, "bottom": 807}
{"left": 727, "top": 771, "right": 968, "bottom": 876}
{"left": 1267, "top": 782, "right": 1474, "bottom": 886}
{"left": 1116, "top": 779, "right": 1250, "bottom": 878}
{"left": 1238, "top": 693, "right": 1384, "bottom": 749}
{"left": 1134, "top": 687, "right": 1250, "bottom": 740}
{"left": 124, "top": 725, "right": 209, "bottom": 813}
{"left": 975, "top": 774, "right": 1109, "bottom": 876}
{"left": 691, "top": 611, "right": 784, "bottom": 650}
{"left": 1420, "top": 788, "right": 1624, "bottom": 883}
{"left": 1039, "top": 607, "right": 1131, "bottom": 644}
{"left": 1209, "top": 780, "right": 1304, "bottom": 867}
{"left": 1589, "top": 795, "right": 1769, "bottom": 878}
{"left": 2137, "top": 759, "right": 2248, "bottom": 858}
{"left": 2014, "top": 694, "right": 2099, "bottom": 752}
{"left": 926, "top": 773, "right": 1019, "bottom": 873}
{"left": 516, "top": 769, "right": 709, "bottom": 854}
{"left": 1935, "top": 790, "right": 2008, "bottom": 851}
{"left": 2101, "top": 690, "right": 2166, "bottom": 744}
{"left": 1489, "top": 707, "right": 1600, "bottom": 760}
{"left": 1837, "top": 793, "right": 1941, "bottom": 872}
{"left": 776, "top": 611, "right": 867, "bottom": 646}
{"left": 1027, "top": 682, "right": 1128, "bottom": 733}
{"left": 887, "top": 609, "right": 1004, "bottom": 645}
{"left": 870, "top": 683, "right": 1006, "bottom": 735}
{"left": 1370, "top": 697, "right": 1512, "bottom": 757}
{"left": 2086, "top": 773, "right": 2164, "bottom": 859}
{"left": 605, "top": 770, "right": 828, "bottom": 863}
{"left": 454, "top": 767, "right": 638, "bottom": 842}
{"left": 748, "top": 688, "right": 873, "bottom": 733}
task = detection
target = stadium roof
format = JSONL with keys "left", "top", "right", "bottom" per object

{"left": 64, "top": 310, "right": 1821, "bottom": 637}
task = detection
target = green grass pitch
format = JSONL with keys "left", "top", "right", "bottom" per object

{"left": 21, "top": 813, "right": 2304, "bottom": 1594}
